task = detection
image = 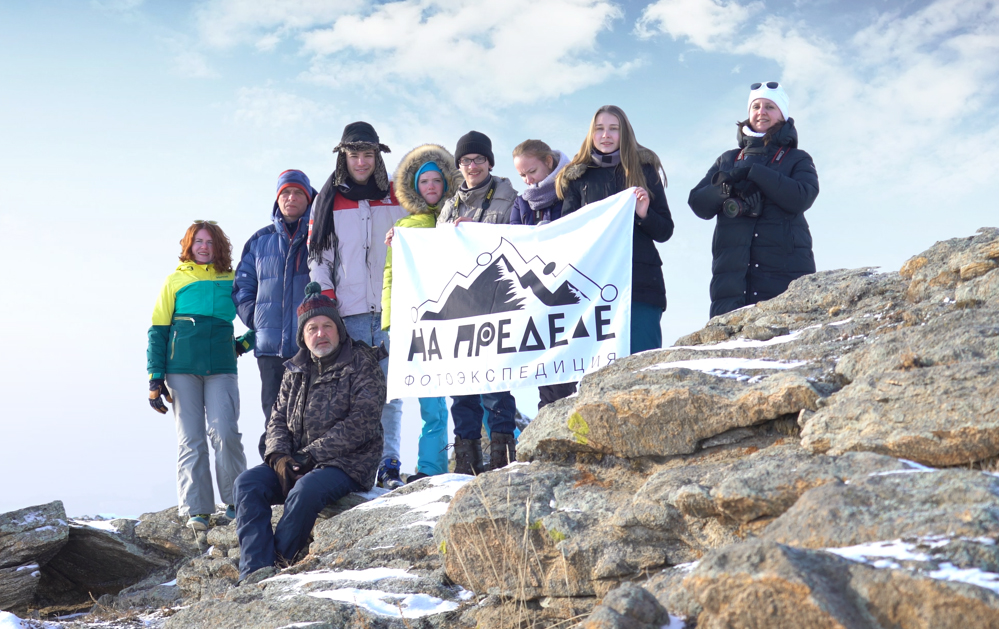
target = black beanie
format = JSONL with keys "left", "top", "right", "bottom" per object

{"left": 454, "top": 130, "right": 494, "bottom": 168}
{"left": 296, "top": 282, "right": 347, "bottom": 349}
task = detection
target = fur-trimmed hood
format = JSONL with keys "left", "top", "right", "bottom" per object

{"left": 393, "top": 144, "right": 463, "bottom": 215}
{"left": 560, "top": 146, "right": 664, "bottom": 186}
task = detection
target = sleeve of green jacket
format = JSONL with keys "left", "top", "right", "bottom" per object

{"left": 146, "top": 274, "right": 177, "bottom": 379}
{"left": 381, "top": 242, "right": 393, "bottom": 331}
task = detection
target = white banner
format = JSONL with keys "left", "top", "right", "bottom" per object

{"left": 386, "top": 189, "right": 635, "bottom": 398}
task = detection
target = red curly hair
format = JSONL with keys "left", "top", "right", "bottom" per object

{"left": 179, "top": 222, "right": 233, "bottom": 274}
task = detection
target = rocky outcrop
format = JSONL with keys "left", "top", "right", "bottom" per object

{"left": 0, "top": 501, "right": 68, "bottom": 612}
{"left": 4, "top": 228, "right": 999, "bottom": 629}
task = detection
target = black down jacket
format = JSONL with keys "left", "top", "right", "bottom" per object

{"left": 688, "top": 119, "right": 819, "bottom": 318}
{"left": 560, "top": 149, "right": 675, "bottom": 310}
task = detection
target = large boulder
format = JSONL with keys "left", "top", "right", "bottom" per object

{"left": 0, "top": 501, "right": 68, "bottom": 611}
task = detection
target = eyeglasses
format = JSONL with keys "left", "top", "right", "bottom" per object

{"left": 192, "top": 220, "right": 218, "bottom": 225}
{"left": 459, "top": 156, "right": 488, "bottom": 167}
{"left": 751, "top": 82, "right": 780, "bottom": 90}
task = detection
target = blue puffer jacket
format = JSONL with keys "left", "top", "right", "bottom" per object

{"left": 232, "top": 201, "right": 314, "bottom": 358}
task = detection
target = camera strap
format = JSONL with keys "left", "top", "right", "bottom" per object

{"left": 735, "top": 145, "right": 791, "bottom": 165}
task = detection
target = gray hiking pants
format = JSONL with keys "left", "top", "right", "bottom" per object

{"left": 166, "top": 373, "right": 247, "bottom": 517}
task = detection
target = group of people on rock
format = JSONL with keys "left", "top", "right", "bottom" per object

{"left": 144, "top": 82, "right": 819, "bottom": 582}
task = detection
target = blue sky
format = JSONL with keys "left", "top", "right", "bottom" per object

{"left": 1, "top": 0, "right": 996, "bottom": 516}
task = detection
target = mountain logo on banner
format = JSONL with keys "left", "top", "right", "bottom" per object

{"left": 417, "top": 238, "right": 618, "bottom": 321}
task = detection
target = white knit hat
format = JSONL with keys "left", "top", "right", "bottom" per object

{"left": 747, "top": 82, "right": 789, "bottom": 121}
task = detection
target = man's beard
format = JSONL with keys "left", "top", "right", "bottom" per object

{"left": 311, "top": 341, "right": 338, "bottom": 358}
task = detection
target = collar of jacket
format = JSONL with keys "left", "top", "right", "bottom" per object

{"left": 560, "top": 146, "right": 660, "bottom": 184}
{"left": 737, "top": 117, "right": 798, "bottom": 150}
{"left": 271, "top": 205, "right": 312, "bottom": 241}
{"left": 285, "top": 340, "right": 356, "bottom": 378}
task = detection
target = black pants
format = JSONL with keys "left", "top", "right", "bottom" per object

{"left": 538, "top": 382, "right": 577, "bottom": 410}
{"left": 257, "top": 356, "right": 288, "bottom": 458}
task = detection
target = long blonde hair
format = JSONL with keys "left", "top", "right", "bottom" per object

{"left": 557, "top": 105, "right": 658, "bottom": 199}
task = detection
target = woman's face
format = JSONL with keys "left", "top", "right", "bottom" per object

{"left": 514, "top": 154, "right": 553, "bottom": 186}
{"left": 749, "top": 98, "right": 784, "bottom": 133}
{"left": 418, "top": 171, "right": 444, "bottom": 206}
{"left": 191, "top": 228, "right": 215, "bottom": 265}
{"left": 592, "top": 112, "right": 621, "bottom": 154}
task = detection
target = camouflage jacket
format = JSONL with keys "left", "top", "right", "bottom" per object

{"left": 264, "top": 338, "right": 386, "bottom": 490}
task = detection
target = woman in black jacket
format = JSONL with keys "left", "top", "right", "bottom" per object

{"left": 688, "top": 82, "right": 819, "bottom": 318}
{"left": 557, "top": 105, "right": 674, "bottom": 353}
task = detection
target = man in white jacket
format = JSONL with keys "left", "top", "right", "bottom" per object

{"left": 307, "top": 121, "right": 407, "bottom": 488}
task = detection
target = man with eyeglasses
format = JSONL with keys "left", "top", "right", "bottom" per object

{"left": 233, "top": 170, "right": 318, "bottom": 458}
{"left": 307, "top": 121, "right": 408, "bottom": 489}
{"left": 436, "top": 130, "right": 520, "bottom": 476}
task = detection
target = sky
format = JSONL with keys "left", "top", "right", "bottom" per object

{"left": 1, "top": 0, "right": 997, "bottom": 516}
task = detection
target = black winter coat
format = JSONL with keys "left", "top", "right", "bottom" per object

{"left": 560, "top": 151, "right": 674, "bottom": 309}
{"left": 688, "top": 119, "right": 819, "bottom": 318}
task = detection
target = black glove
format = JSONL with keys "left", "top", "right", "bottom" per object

{"left": 148, "top": 378, "right": 173, "bottom": 414}
{"left": 710, "top": 170, "right": 732, "bottom": 187}
{"left": 741, "top": 191, "right": 763, "bottom": 217}
{"left": 235, "top": 331, "right": 254, "bottom": 357}
{"left": 728, "top": 166, "right": 751, "bottom": 182}
{"left": 292, "top": 451, "right": 316, "bottom": 475}
{"left": 731, "top": 180, "right": 758, "bottom": 197}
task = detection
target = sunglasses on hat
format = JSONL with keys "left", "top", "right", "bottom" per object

{"left": 751, "top": 82, "right": 780, "bottom": 90}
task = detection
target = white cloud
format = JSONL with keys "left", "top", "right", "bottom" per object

{"left": 297, "top": 0, "right": 633, "bottom": 109}
{"left": 230, "top": 86, "right": 336, "bottom": 129}
{"left": 170, "top": 45, "right": 219, "bottom": 79}
{"left": 636, "top": 0, "right": 999, "bottom": 198}
{"left": 194, "top": 0, "right": 360, "bottom": 50}
{"left": 635, "top": 0, "right": 763, "bottom": 48}
{"left": 90, "top": 0, "right": 144, "bottom": 13}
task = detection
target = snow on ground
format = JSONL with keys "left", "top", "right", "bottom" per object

{"left": 308, "top": 588, "right": 459, "bottom": 618}
{"left": 673, "top": 328, "right": 807, "bottom": 351}
{"left": 0, "top": 611, "right": 24, "bottom": 629}
{"left": 264, "top": 567, "right": 419, "bottom": 587}
{"left": 825, "top": 537, "right": 999, "bottom": 594}
{"left": 72, "top": 520, "right": 120, "bottom": 533}
{"left": 643, "top": 357, "right": 807, "bottom": 380}
{"left": 354, "top": 473, "right": 471, "bottom": 520}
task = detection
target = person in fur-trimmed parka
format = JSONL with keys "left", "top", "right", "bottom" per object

{"left": 687, "top": 82, "right": 819, "bottom": 318}
{"left": 381, "top": 143, "right": 462, "bottom": 481}
{"left": 558, "top": 105, "right": 674, "bottom": 354}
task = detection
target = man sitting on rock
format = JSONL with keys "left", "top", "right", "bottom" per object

{"left": 232, "top": 282, "right": 386, "bottom": 582}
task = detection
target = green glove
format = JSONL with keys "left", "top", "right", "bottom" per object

{"left": 235, "top": 330, "right": 255, "bottom": 357}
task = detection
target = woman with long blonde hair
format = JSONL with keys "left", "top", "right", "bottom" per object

{"left": 146, "top": 221, "right": 251, "bottom": 530}
{"left": 557, "top": 105, "right": 674, "bottom": 353}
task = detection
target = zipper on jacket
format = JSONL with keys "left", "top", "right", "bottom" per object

{"left": 174, "top": 316, "right": 195, "bottom": 326}
{"left": 170, "top": 330, "right": 178, "bottom": 360}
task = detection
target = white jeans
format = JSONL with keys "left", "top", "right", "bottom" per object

{"left": 166, "top": 373, "right": 247, "bottom": 516}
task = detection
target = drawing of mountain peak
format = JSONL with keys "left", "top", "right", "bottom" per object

{"left": 420, "top": 255, "right": 525, "bottom": 320}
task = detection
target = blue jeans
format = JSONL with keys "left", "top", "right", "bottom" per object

{"left": 631, "top": 302, "right": 663, "bottom": 354}
{"left": 233, "top": 464, "right": 360, "bottom": 580}
{"left": 451, "top": 392, "right": 516, "bottom": 440}
{"left": 417, "top": 397, "right": 449, "bottom": 475}
{"left": 343, "top": 313, "right": 402, "bottom": 462}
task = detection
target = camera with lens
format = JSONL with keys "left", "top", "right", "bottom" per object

{"left": 711, "top": 169, "right": 762, "bottom": 219}
{"left": 722, "top": 193, "right": 760, "bottom": 218}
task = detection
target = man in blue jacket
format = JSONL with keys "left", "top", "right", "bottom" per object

{"left": 233, "top": 170, "right": 317, "bottom": 453}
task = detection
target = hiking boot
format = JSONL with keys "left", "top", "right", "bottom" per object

{"left": 378, "top": 457, "right": 405, "bottom": 490}
{"left": 453, "top": 436, "right": 484, "bottom": 476}
{"left": 224, "top": 504, "right": 236, "bottom": 520}
{"left": 489, "top": 432, "right": 517, "bottom": 471}
{"left": 406, "top": 471, "right": 431, "bottom": 484}
{"left": 187, "top": 514, "right": 210, "bottom": 531}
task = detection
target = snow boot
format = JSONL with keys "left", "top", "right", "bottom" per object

{"left": 377, "top": 457, "right": 405, "bottom": 490}
{"left": 453, "top": 436, "right": 484, "bottom": 476}
{"left": 489, "top": 432, "right": 517, "bottom": 471}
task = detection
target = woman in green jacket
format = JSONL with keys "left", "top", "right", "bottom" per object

{"left": 147, "top": 221, "right": 250, "bottom": 530}
{"left": 382, "top": 144, "right": 462, "bottom": 481}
